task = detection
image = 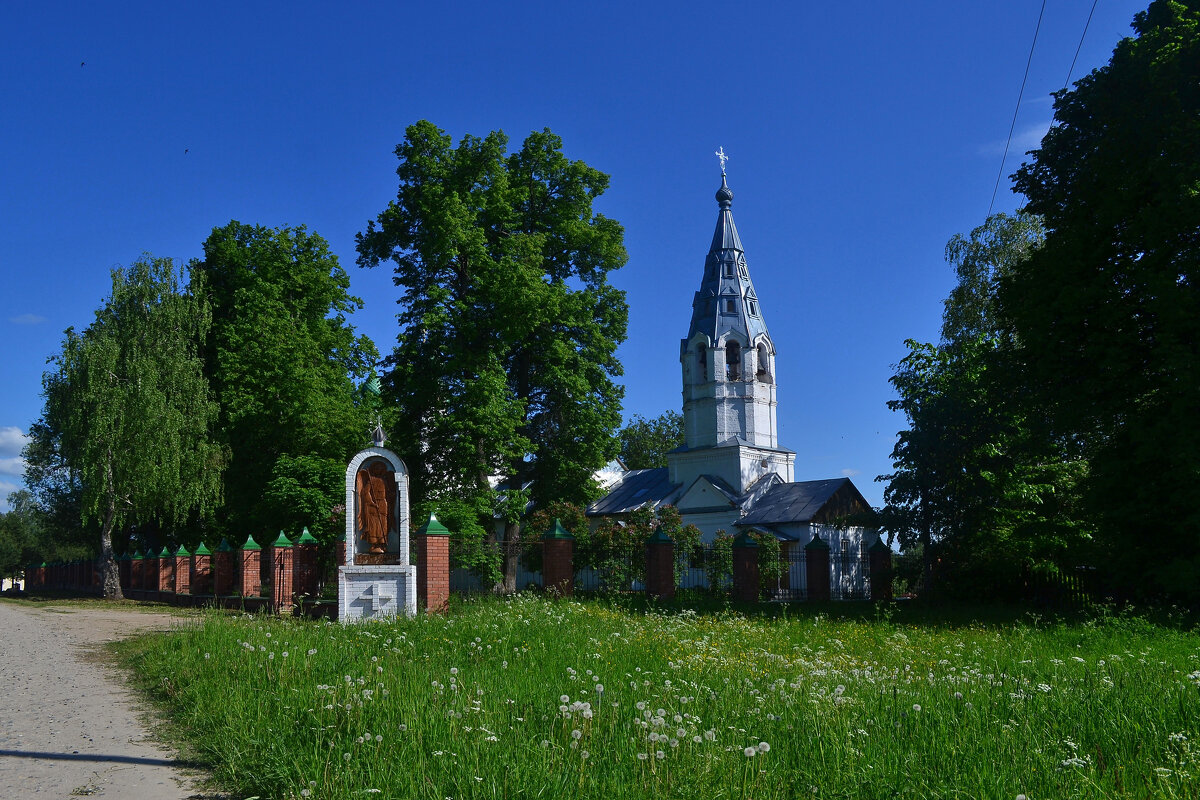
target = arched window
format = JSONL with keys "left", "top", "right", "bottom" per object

{"left": 726, "top": 341, "right": 741, "bottom": 381}
{"left": 697, "top": 344, "right": 707, "bottom": 382}
{"left": 756, "top": 342, "right": 772, "bottom": 383}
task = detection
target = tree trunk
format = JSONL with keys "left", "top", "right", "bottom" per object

{"left": 100, "top": 496, "right": 124, "bottom": 600}
{"left": 101, "top": 453, "right": 124, "bottom": 600}
{"left": 501, "top": 519, "right": 520, "bottom": 593}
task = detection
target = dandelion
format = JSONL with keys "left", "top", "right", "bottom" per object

{"left": 758, "top": 741, "right": 770, "bottom": 754}
{"left": 744, "top": 747, "right": 757, "bottom": 757}
{"left": 450, "top": 667, "right": 458, "bottom": 675}
{"left": 581, "top": 750, "right": 590, "bottom": 760}
{"left": 375, "top": 735, "right": 382, "bottom": 743}
{"left": 913, "top": 704, "right": 922, "bottom": 712}
{"left": 637, "top": 753, "right": 648, "bottom": 761}
{"left": 541, "top": 740, "right": 551, "bottom": 748}
{"left": 572, "top": 729, "right": 583, "bottom": 740}
{"left": 656, "top": 750, "right": 665, "bottom": 760}
{"left": 308, "top": 648, "right": 317, "bottom": 656}
{"left": 561, "top": 695, "right": 571, "bottom": 704}
{"left": 636, "top": 701, "right": 646, "bottom": 711}
{"left": 343, "top": 752, "right": 351, "bottom": 762}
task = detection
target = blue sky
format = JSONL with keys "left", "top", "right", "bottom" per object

{"left": 0, "top": 1, "right": 1148, "bottom": 512}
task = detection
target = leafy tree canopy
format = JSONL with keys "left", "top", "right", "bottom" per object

{"left": 191, "top": 222, "right": 379, "bottom": 539}
{"left": 618, "top": 411, "right": 684, "bottom": 470}
{"left": 30, "top": 256, "right": 224, "bottom": 597}
{"left": 356, "top": 121, "right": 629, "bottom": 588}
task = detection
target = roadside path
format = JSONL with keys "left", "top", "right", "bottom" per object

{"left": 0, "top": 600, "right": 216, "bottom": 798}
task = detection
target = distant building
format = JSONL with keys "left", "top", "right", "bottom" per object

{"left": 588, "top": 173, "right": 879, "bottom": 594}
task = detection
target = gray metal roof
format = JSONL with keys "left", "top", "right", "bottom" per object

{"left": 736, "top": 478, "right": 856, "bottom": 526}
{"left": 681, "top": 176, "right": 772, "bottom": 352}
{"left": 585, "top": 468, "right": 680, "bottom": 516}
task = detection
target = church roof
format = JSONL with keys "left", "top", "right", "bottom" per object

{"left": 585, "top": 468, "right": 680, "bottom": 516}
{"left": 682, "top": 175, "right": 772, "bottom": 352}
{"left": 736, "top": 478, "right": 861, "bottom": 526}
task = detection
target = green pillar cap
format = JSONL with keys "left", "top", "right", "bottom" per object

{"left": 194, "top": 542, "right": 212, "bottom": 556}
{"left": 159, "top": 547, "right": 172, "bottom": 558}
{"left": 733, "top": 531, "right": 759, "bottom": 548}
{"left": 869, "top": 538, "right": 891, "bottom": 553}
{"left": 117, "top": 552, "right": 130, "bottom": 561}
{"left": 648, "top": 526, "right": 673, "bottom": 544}
{"left": 543, "top": 518, "right": 574, "bottom": 540}
{"left": 416, "top": 514, "right": 451, "bottom": 536}
{"left": 132, "top": 550, "right": 144, "bottom": 559}
{"left": 805, "top": 533, "right": 831, "bottom": 551}
{"left": 242, "top": 535, "right": 261, "bottom": 551}
{"left": 40, "top": 562, "right": 47, "bottom": 567}
{"left": 175, "top": 545, "right": 191, "bottom": 557}
{"left": 272, "top": 530, "right": 293, "bottom": 548}
{"left": 216, "top": 538, "right": 232, "bottom": 552}
{"left": 295, "top": 526, "right": 318, "bottom": 545}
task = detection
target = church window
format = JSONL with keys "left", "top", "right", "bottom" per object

{"left": 697, "top": 344, "right": 707, "bottom": 381}
{"left": 725, "top": 341, "right": 741, "bottom": 381}
{"left": 722, "top": 261, "right": 733, "bottom": 278}
{"left": 723, "top": 298, "right": 736, "bottom": 314}
{"left": 748, "top": 300, "right": 759, "bottom": 317}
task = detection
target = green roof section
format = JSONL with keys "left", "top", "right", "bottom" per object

{"left": 416, "top": 513, "right": 451, "bottom": 536}
{"left": 543, "top": 518, "right": 575, "bottom": 540}
{"left": 272, "top": 530, "right": 293, "bottom": 548}
{"left": 242, "top": 535, "right": 261, "bottom": 551}
{"left": 175, "top": 545, "right": 191, "bottom": 557}
{"left": 804, "top": 533, "right": 831, "bottom": 551}
{"left": 131, "top": 550, "right": 143, "bottom": 559}
{"left": 193, "top": 542, "right": 212, "bottom": 556}
{"left": 159, "top": 547, "right": 172, "bottom": 558}
{"left": 216, "top": 538, "right": 232, "bottom": 552}
{"left": 648, "top": 526, "right": 673, "bottom": 544}
{"left": 733, "top": 531, "right": 758, "bottom": 548}
{"left": 295, "top": 526, "right": 318, "bottom": 545}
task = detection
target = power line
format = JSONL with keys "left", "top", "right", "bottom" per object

{"left": 988, "top": 0, "right": 1048, "bottom": 216}
{"left": 1065, "top": 0, "right": 1101, "bottom": 88}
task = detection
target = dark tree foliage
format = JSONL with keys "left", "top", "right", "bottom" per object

{"left": 192, "top": 222, "right": 378, "bottom": 544}
{"left": 357, "top": 121, "right": 628, "bottom": 590}
{"left": 880, "top": 214, "right": 1087, "bottom": 598}
{"left": 618, "top": 411, "right": 684, "bottom": 470}
{"left": 1006, "top": 0, "right": 1200, "bottom": 599}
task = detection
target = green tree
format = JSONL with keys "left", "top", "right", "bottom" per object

{"left": 618, "top": 411, "right": 684, "bottom": 470}
{"left": 1006, "top": 0, "right": 1200, "bottom": 598}
{"left": 191, "top": 222, "right": 378, "bottom": 542}
{"left": 31, "top": 256, "right": 224, "bottom": 598}
{"left": 879, "top": 215, "right": 1087, "bottom": 597}
{"left": 357, "top": 121, "right": 629, "bottom": 591}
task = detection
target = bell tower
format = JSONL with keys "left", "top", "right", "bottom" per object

{"left": 668, "top": 165, "right": 794, "bottom": 494}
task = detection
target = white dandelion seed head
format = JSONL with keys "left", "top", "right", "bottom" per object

{"left": 744, "top": 747, "right": 757, "bottom": 758}
{"left": 758, "top": 741, "right": 770, "bottom": 753}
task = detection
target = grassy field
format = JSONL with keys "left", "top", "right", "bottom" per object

{"left": 114, "top": 596, "right": 1200, "bottom": 800}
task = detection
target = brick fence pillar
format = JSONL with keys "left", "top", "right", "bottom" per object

{"left": 869, "top": 537, "right": 893, "bottom": 601}
{"left": 415, "top": 514, "right": 451, "bottom": 614}
{"left": 145, "top": 553, "right": 158, "bottom": 599}
{"left": 130, "top": 552, "right": 144, "bottom": 596}
{"left": 805, "top": 533, "right": 832, "bottom": 602}
{"left": 192, "top": 542, "right": 212, "bottom": 597}
{"left": 542, "top": 519, "right": 575, "bottom": 597}
{"left": 239, "top": 536, "right": 262, "bottom": 599}
{"left": 173, "top": 546, "right": 191, "bottom": 598}
{"left": 645, "top": 527, "right": 676, "bottom": 601}
{"left": 213, "top": 539, "right": 234, "bottom": 597}
{"left": 732, "top": 532, "right": 760, "bottom": 603}
{"left": 158, "top": 547, "right": 175, "bottom": 597}
{"left": 293, "top": 527, "right": 320, "bottom": 601}
{"left": 268, "top": 531, "right": 295, "bottom": 614}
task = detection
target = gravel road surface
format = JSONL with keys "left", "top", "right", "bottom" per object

{"left": 0, "top": 600, "right": 217, "bottom": 798}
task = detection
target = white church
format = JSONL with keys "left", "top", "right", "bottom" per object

{"left": 587, "top": 168, "right": 880, "bottom": 595}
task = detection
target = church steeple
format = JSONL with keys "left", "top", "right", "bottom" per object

{"left": 678, "top": 172, "right": 779, "bottom": 458}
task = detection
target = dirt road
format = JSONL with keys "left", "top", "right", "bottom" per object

{"left": 0, "top": 600, "right": 215, "bottom": 798}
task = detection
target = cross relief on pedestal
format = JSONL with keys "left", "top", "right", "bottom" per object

{"left": 358, "top": 581, "right": 395, "bottom": 614}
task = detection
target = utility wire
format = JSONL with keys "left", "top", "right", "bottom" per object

{"left": 1065, "top": 0, "right": 1101, "bottom": 88}
{"left": 988, "top": 0, "right": 1048, "bottom": 216}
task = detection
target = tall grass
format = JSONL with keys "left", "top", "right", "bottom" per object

{"left": 116, "top": 597, "right": 1200, "bottom": 799}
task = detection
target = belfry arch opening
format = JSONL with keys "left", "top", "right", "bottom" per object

{"left": 756, "top": 342, "right": 772, "bottom": 383}
{"left": 725, "top": 341, "right": 742, "bottom": 381}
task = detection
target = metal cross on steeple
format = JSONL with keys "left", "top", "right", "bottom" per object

{"left": 715, "top": 146, "right": 729, "bottom": 177}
